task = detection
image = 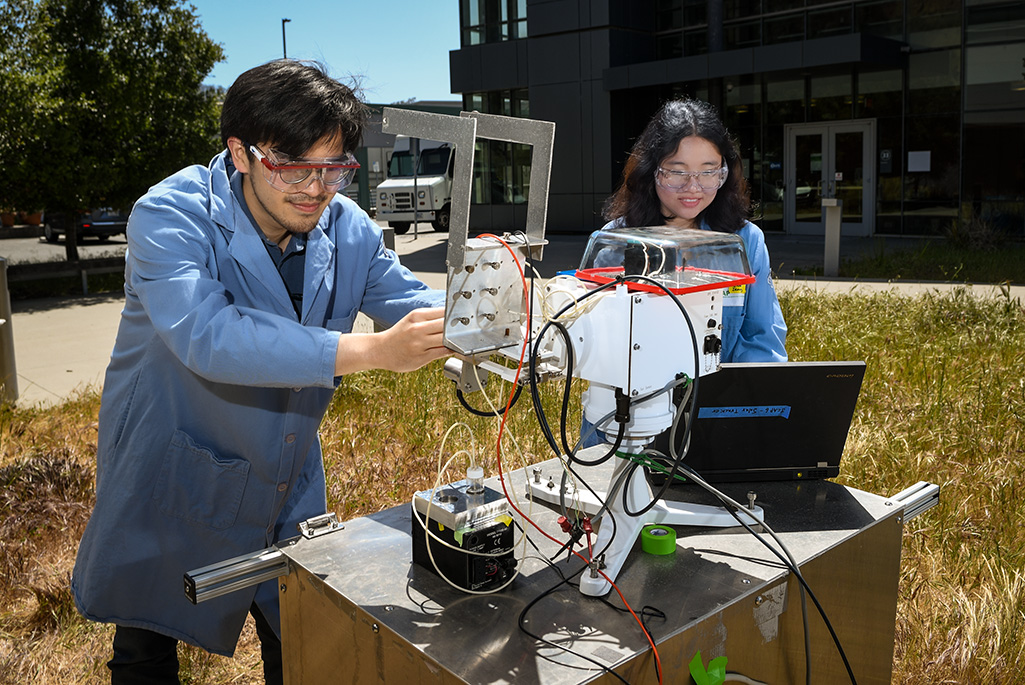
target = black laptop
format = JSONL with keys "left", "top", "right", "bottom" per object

{"left": 651, "top": 361, "right": 866, "bottom": 483}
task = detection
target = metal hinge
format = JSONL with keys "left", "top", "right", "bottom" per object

{"left": 298, "top": 512, "right": 344, "bottom": 539}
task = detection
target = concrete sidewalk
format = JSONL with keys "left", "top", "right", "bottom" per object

{"left": 5, "top": 227, "right": 1022, "bottom": 407}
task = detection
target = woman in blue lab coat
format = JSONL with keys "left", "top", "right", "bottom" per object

{"left": 581, "top": 98, "right": 786, "bottom": 449}
{"left": 72, "top": 60, "right": 450, "bottom": 683}
{"left": 601, "top": 97, "right": 787, "bottom": 363}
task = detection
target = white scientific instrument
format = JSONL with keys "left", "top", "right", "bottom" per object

{"left": 448, "top": 224, "right": 766, "bottom": 596}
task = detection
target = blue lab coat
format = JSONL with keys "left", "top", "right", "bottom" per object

{"left": 72, "top": 151, "right": 443, "bottom": 655}
{"left": 717, "top": 220, "right": 788, "bottom": 363}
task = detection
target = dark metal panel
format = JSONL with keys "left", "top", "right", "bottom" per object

{"left": 581, "top": 28, "right": 613, "bottom": 81}
{"left": 753, "top": 42, "right": 804, "bottom": 73}
{"left": 627, "top": 60, "right": 670, "bottom": 89}
{"left": 528, "top": 0, "right": 583, "bottom": 36}
{"left": 709, "top": 47, "right": 754, "bottom": 79}
{"left": 665, "top": 55, "right": 710, "bottom": 85}
{"left": 529, "top": 82, "right": 583, "bottom": 195}
{"left": 546, "top": 191, "right": 590, "bottom": 232}
{"left": 448, "top": 45, "right": 484, "bottom": 94}
{"left": 528, "top": 34, "right": 582, "bottom": 86}
{"left": 450, "top": 42, "right": 530, "bottom": 94}
{"left": 479, "top": 40, "right": 528, "bottom": 91}
{"left": 603, "top": 34, "right": 907, "bottom": 89}
{"left": 804, "top": 34, "right": 863, "bottom": 68}
{"left": 587, "top": 79, "right": 614, "bottom": 196}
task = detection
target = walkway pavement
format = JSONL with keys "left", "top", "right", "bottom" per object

{"left": 4, "top": 227, "right": 1022, "bottom": 407}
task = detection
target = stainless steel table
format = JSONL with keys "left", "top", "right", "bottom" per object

{"left": 277, "top": 463, "right": 906, "bottom": 684}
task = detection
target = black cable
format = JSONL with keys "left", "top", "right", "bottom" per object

{"left": 607, "top": 274, "right": 702, "bottom": 518}
{"left": 643, "top": 454, "right": 857, "bottom": 685}
{"left": 525, "top": 300, "right": 624, "bottom": 566}
{"left": 528, "top": 285, "right": 625, "bottom": 466}
{"left": 517, "top": 569, "right": 631, "bottom": 684}
{"left": 598, "top": 595, "right": 667, "bottom": 682}
{"left": 455, "top": 384, "right": 522, "bottom": 417}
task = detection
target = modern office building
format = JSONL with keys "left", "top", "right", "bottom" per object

{"left": 449, "top": 0, "right": 1024, "bottom": 241}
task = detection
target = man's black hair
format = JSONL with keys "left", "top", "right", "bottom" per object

{"left": 220, "top": 59, "right": 368, "bottom": 157}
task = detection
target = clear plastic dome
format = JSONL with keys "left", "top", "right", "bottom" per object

{"left": 577, "top": 226, "right": 753, "bottom": 294}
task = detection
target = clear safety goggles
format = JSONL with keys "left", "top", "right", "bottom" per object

{"left": 655, "top": 164, "right": 729, "bottom": 192}
{"left": 249, "top": 144, "right": 360, "bottom": 192}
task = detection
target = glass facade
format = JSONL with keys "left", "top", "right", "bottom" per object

{"left": 456, "top": 0, "right": 1025, "bottom": 237}
{"left": 656, "top": 0, "right": 1023, "bottom": 236}
{"left": 460, "top": 0, "right": 527, "bottom": 45}
{"left": 462, "top": 89, "right": 531, "bottom": 206}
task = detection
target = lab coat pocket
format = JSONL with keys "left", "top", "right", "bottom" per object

{"left": 325, "top": 309, "right": 357, "bottom": 334}
{"left": 155, "top": 430, "right": 251, "bottom": 531}
{"left": 720, "top": 306, "right": 743, "bottom": 362}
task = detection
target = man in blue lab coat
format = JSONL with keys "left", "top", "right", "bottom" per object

{"left": 72, "top": 59, "right": 449, "bottom": 683}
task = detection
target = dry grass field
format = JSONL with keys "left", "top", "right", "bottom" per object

{"left": 1, "top": 285, "right": 1023, "bottom": 683}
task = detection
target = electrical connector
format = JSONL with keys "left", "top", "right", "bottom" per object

{"left": 614, "top": 387, "right": 631, "bottom": 424}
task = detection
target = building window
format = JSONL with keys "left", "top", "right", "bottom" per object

{"left": 724, "top": 19, "right": 761, "bottom": 49}
{"left": 963, "top": 111, "right": 1025, "bottom": 237}
{"left": 966, "top": 1, "right": 1025, "bottom": 45}
{"left": 766, "top": 78, "right": 806, "bottom": 125}
{"left": 810, "top": 73, "right": 854, "bottom": 121}
{"left": 808, "top": 6, "right": 854, "bottom": 39}
{"left": 460, "top": 0, "right": 527, "bottom": 46}
{"left": 655, "top": 0, "right": 685, "bottom": 59}
{"left": 764, "top": 13, "right": 805, "bottom": 45}
{"left": 856, "top": 68, "right": 903, "bottom": 118}
{"left": 856, "top": 0, "right": 904, "bottom": 41}
{"left": 724, "top": 0, "right": 763, "bottom": 22}
{"left": 908, "top": 49, "right": 962, "bottom": 114}
{"left": 965, "top": 42, "right": 1025, "bottom": 111}
{"left": 907, "top": 0, "right": 961, "bottom": 49}
{"left": 903, "top": 113, "right": 960, "bottom": 235}
{"left": 462, "top": 89, "right": 531, "bottom": 205}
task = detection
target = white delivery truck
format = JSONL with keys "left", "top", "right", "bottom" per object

{"left": 376, "top": 136, "right": 454, "bottom": 234}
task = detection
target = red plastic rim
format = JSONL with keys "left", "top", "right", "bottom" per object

{"left": 575, "top": 266, "right": 755, "bottom": 295}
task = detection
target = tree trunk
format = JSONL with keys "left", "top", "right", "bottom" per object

{"left": 63, "top": 223, "right": 80, "bottom": 262}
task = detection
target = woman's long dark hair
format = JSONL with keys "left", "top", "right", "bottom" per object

{"left": 603, "top": 98, "right": 749, "bottom": 233}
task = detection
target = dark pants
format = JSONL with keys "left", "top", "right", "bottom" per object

{"left": 108, "top": 603, "right": 282, "bottom": 684}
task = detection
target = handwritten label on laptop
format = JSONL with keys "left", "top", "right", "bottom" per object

{"left": 698, "top": 405, "right": 791, "bottom": 419}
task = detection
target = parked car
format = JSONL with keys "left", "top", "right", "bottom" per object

{"left": 44, "top": 208, "right": 129, "bottom": 243}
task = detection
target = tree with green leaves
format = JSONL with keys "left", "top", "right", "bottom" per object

{"left": 0, "top": 0, "right": 224, "bottom": 261}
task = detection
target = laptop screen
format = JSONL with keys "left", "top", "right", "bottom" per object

{"left": 652, "top": 361, "right": 866, "bottom": 483}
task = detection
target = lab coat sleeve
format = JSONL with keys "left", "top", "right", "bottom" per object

{"left": 353, "top": 213, "right": 445, "bottom": 324}
{"left": 126, "top": 188, "right": 341, "bottom": 388}
{"left": 730, "top": 223, "right": 788, "bottom": 362}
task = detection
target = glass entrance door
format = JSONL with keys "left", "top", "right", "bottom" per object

{"left": 784, "top": 120, "right": 876, "bottom": 236}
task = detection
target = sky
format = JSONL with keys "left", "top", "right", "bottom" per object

{"left": 187, "top": 0, "right": 461, "bottom": 105}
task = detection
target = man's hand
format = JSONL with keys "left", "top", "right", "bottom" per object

{"left": 334, "top": 307, "right": 451, "bottom": 376}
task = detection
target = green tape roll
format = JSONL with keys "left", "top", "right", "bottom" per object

{"left": 641, "top": 525, "right": 677, "bottom": 555}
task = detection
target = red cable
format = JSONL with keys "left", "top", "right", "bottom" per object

{"left": 476, "top": 233, "right": 662, "bottom": 684}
